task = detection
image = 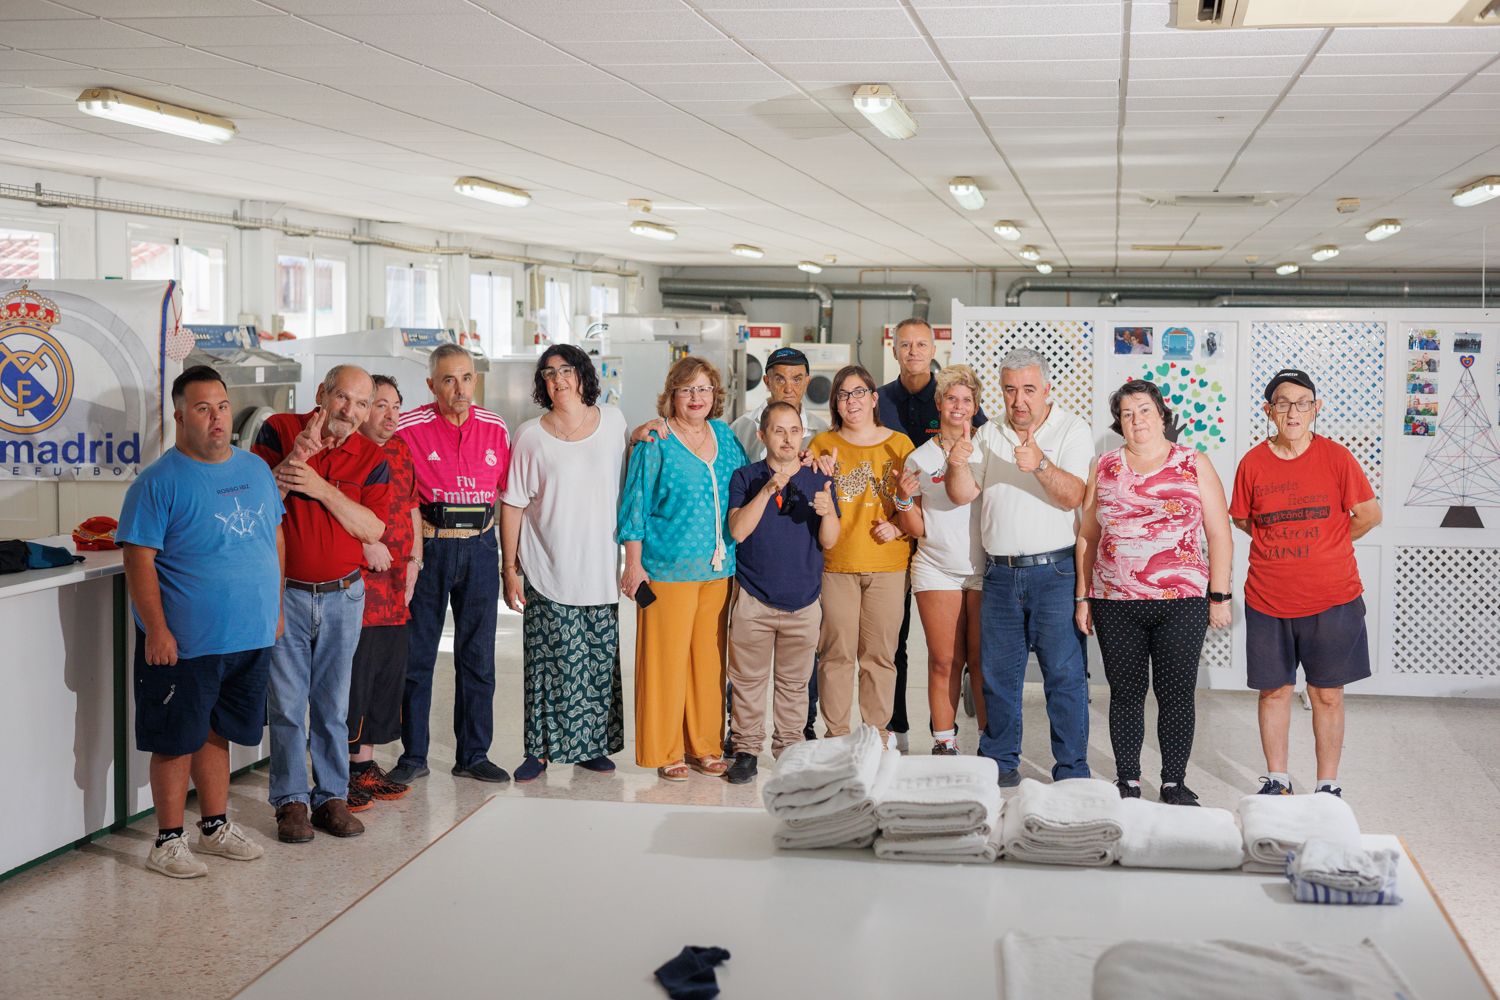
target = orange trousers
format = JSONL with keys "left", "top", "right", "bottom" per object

{"left": 633, "top": 578, "right": 730, "bottom": 768}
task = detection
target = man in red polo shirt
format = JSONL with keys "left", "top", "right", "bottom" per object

{"left": 253, "top": 364, "right": 391, "bottom": 844}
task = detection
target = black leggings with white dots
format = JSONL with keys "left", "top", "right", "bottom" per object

{"left": 1091, "top": 597, "right": 1209, "bottom": 785}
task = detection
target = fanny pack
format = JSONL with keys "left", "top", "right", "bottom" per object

{"left": 420, "top": 502, "right": 494, "bottom": 531}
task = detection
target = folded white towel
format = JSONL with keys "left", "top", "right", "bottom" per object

{"left": 1291, "top": 837, "right": 1398, "bottom": 892}
{"left": 874, "top": 755, "right": 1001, "bottom": 835}
{"left": 1000, "top": 778, "right": 1124, "bottom": 866}
{"left": 999, "top": 932, "right": 1101, "bottom": 1000}
{"left": 1237, "top": 792, "right": 1361, "bottom": 873}
{"left": 772, "top": 812, "right": 878, "bottom": 851}
{"left": 762, "top": 725, "right": 881, "bottom": 803}
{"left": 873, "top": 823, "right": 1003, "bottom": 865}
{"left": 1117, "top": 798, "right": 1244, "bottom": 871}
{"left": 771, "top": 790, "right": 875, "bottom": 826}
{"left": 1092, "top": 937, "right": 1421, "bottom": 1000}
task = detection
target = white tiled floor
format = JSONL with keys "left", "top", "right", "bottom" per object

{"left": 2, "top": 603, "right": 1497, "bottom": 998}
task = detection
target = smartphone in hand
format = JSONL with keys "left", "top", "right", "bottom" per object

{"left": 635, "top": 581, "right": 657, "bottom": 609}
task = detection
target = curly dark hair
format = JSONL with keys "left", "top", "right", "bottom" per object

{"left": 1108, "top": 378, "right": 1173, "bottom": 436}
{"left": 531, "top": 344, "right": 600, "bottom": 409}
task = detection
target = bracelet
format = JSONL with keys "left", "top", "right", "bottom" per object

{"left": 892, "top": 495, "right": 914, "bottom": 511}
{"left": 1074, "top": 595, "right": 1090, "bottom": 604}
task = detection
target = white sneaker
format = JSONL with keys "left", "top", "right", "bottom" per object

{"left": 146, "top": 836, "right": 208, "bottom": 879}
{"left": 196, "top": 820, "right": 265, "bottom": 862}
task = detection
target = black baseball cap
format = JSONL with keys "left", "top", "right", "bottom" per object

{"left": 1263, "top": 368, "right": 1316, "bottom": 402}
{"left": 765, "top": 346, "right": 810, "bottom": 372}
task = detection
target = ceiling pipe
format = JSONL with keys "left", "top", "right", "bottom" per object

{"left": 661, "top": 294, "right": 746, "bottom": 313}
{"left": 1005, "top": 274, "right": 1490, "bottom": 306}
{"left": 659, "top": 277, "right": 835, "bottom": 342}
{"left": 1210, "top": 295, "right": 1490, "bottom": 308}
{"left": 829, "top": 282, "right": 931, "bottom": 322}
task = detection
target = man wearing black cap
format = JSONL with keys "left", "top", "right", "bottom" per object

{"left": 1229, "top": 368, "right": 1381, "bottom": 799}
{"left": 730, "top": 345, "right": 829, "bottom": 461}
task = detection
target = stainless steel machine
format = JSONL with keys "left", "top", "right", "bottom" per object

{"left": 603, "top": 312, "right": 747, "bottom": 426}
{"left": 485, "top": 352, "right": 624, "bottom": 434}
{"left": 268, "top": 327, "right": 490, "bottom": 413}
{"left": 184, "top": 325, "right": 302, "bottom": 450}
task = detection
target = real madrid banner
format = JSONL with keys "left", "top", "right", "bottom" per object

{"left": 0, "top": 279, "right": 191, "bottom": 481}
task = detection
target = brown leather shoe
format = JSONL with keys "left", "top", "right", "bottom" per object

{"left": 276, "top": 802, "right": 314, "bottom": 844}
{"left": 311, "top": 799, "right": 365, "bottom": 838}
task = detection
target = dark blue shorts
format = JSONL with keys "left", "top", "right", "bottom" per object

{"left": 1244, "top": 596, "right": 1372, "bottom": 691}
{"left": 133, "top": 630, "right": 271, "bottom": 756}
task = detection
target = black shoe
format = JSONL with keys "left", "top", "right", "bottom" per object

{"left": 1316, "top": 785, "right": 1343, "bottom": 798}
{"left": 452, "top": 759, "right": 511, "bottom": 783}
{"left": 1257, "top": 776, "right": 1293, "bottom": 795}
{"left": 387, "top": 763, "right": 429, "bottom": 785}
{"left": 724, "top": 753, "right": 758, "bottom": 785}
{"left": 997, "top": 769, "right": 1021, "bottom": 788}
{"left": 1115, "top": 779, "right": 1141, "bottom": 799}
{"left": 1159, "top": 783, "right": 1200, "bottom": 807}
{"left": 802, "top": 726, "right": 817, "bottom": 741}
{"left": 931, "top": 740, "right": 958, "bottom": 756}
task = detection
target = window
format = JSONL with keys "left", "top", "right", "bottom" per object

{"left": 130, "top": 239, "right": 174, "bottom": 281}
{"left": 589, "top": 282, "right": 621, "bottom": 323}
{"left": 539, "top": 276, "right": 572, "bottom": 344}
{"left": 130, "top": 232, "right": 227, "bottom": 324}
{"left": 0, "top": 226, "right": 58, "bottom": 279}
{"left": 470, "top": 271, "right": 514, "bottom": 355}
{"left": 386, "top": 263, "right": 441, "bottom": 329}
{"left": 278, "top": 251, "right": 348, "bottom": 338}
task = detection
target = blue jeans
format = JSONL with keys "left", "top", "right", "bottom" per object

{"left": 400, "top": 530, "right": 499, "bottom": 770}
{"left": 978, "top": 554, "right": 1091, "bottom": 780}
{"left": 268, "top": 578, "right": 365, "bottom": 808}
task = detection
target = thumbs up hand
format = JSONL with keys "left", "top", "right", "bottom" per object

{"left": 812, "top": 480, "right": 836, "bottom": 517}
{"left": 1014, "top": 427, "right": 1043, "bottom": 473}
{"left": 947, "top": 422, "right": 974, "bottom": 466}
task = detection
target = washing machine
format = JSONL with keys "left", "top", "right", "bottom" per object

{"left": 743, "top": 322, "right": 791, "bottom": 410}
{"left": 184, "top": 325, "right": 302, "bottom": 450}
{"left": 800, "top": 342, "right": 851, "bottom": 415}
{"left": 882, "top": 323, "right": 953, "bottom": 382}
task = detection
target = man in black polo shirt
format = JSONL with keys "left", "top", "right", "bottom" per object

{"left": 876, "top": 318, "right": 987, "bottom": 751}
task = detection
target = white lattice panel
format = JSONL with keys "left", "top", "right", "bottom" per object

{"left": 1249, "top": 321, "right": 1385, "bottom": 497}
{"left": 1199, "top": 622, "right": 1232, "bottom": 672}
{"left": 959, "top": 318, "right": 1094, "bottom": 426}
{"left": 1391, "top": 546, "right": 1500, "bottom": 676}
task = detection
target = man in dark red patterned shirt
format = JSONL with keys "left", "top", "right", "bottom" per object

{"left": 345, "top": 374, "right": 423, "bottom": 806}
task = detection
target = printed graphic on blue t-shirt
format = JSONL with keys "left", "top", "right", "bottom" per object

{"left": 729, "top": 462, "right": 836, "bottom": 612}
{"left": 116, "top": 447, "right": 284, "bottom": 658}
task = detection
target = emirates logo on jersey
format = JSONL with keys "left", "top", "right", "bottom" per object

{"left": 484, "top": 448, "right": 497, "bottom": 466}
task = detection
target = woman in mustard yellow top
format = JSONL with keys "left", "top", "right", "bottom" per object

{"left": 809, "top": 365, "right": 915, "bottom": 745}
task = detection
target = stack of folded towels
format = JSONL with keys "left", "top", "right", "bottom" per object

{"left": 761, "top": 725, "right": 892, "bottom": 850}
{"left": 1285, "top": 838, "right": 1402, "bottom": 905}
{"left": 1001, "top": 778, "right": 1125, "bottom": 866}
{"left": 1236, "top": 792, "right": 1361, "bottom": 873}
{"left": 872, "top": 755, "right": 1003, "bottom": 864}
{"left": 1116, "top": 797, "right": 1245, "bottom": 870}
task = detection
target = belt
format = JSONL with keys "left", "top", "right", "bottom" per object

{"left": 285, "top": 569, "right": 361, "bottom": 593}
{"left": 422, "top": 520, "right": 493, "bottom": 540}
{"left": 986, "top": 546, "right": 1074, "bottom": 569}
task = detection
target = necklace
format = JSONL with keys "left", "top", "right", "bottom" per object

{"left": 548, "top": 406, "right": 592, "bottom": 441}
{"left": 670, "top": 417, "right": 713, "bottom": 457}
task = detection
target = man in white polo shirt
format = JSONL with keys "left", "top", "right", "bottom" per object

{"left": 945, "top": 347, "right": 1092, "bottom": 786}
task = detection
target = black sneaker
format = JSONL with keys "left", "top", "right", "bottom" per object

{"left": 931, "top": 740, "right": 958, "bottom": 756}
{"left": 724, "top": 753, "right": 758, "bottom": 785}
{"left": 997, "top": 769, "right": 1021, "bottom": 788}
{"left": 1316, "top": 785, "right": 1343, "bottom": 798}
{"left": 1257, "top": 776, "right": 1293, "bottom": 795}
{"left": 802, "top": 726, "right": 818, "bottom": 741}
{"left": 1159, "top": 783, "right": 1200, "bottom": 807}
{"left": 386, "top": 763, "right": 430, "bottom": 785}
{"left": 1115, "top": 779, "right": 1141, "bottom": 799}
{"left": 452, "top": 759, "right": 511, "bottom": 783}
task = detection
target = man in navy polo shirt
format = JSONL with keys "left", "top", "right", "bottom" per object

{"left": 877, "top": 318, "right": 988, "bottom": 751}
{"left": 723, "top": 402, "right": 842, "bottom": 784}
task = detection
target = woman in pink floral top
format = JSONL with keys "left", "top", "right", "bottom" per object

{"left": 1075, "top": 379, "right": 1233, "bottom": 806}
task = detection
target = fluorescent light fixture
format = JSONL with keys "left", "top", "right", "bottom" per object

{"left": 454, "top": 176, "right": 531, "bottom": 208}
{"left": 1034, "top": 262, "right": 1054, "bottom": 275}
{"left": 948, "top": 177, "right": 985, "bottom": 211}
{"left": 1017, "top": 245, "right": 1042, "bottom": 262}
{"left": 992, "top": 220, "right": 1021, "bottom": 241}
{"left": 1311, "top": 245, "right": 1340, "bottom": 262}
{"left": 730, "top": 244, "right": 764, "bottom": 259}
{"left": 629, "top": 220, "right": 677, "bottom": 241}
{"left": 1275, "top": 261, "right": 1300, "bottom": 276}
{"left": 76, "top": 87, "right": 236, "bottom": 143}
{"left": 1452, "top": 176, "right": 1500, "bottom": 208}
{"left": 1365, "top": 219, "right": 1402, "bottom": 242}
{"left": 797, "top": 260, "right": 823, "bottom": 274}
{"left": 852, "top": 84, "right": 917, "bottom": 140}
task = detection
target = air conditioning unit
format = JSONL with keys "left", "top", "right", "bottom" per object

{"left": 1173, "top": 0, "right": 1500, "bottom": 29}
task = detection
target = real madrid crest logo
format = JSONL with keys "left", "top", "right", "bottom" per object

{"left": 484, "top": 447, "right": 497, "bottom": 466}
{"left": 0, "top": 283, "right": 73, "bottom": 436}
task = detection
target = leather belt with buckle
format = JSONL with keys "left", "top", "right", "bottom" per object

{"left": 422, "top": 521, "right": 494, "bottom": 540}
{"left": 285, "top": 569, "right": 361, "bottom": 593}
{"left": 986, "top": 546, "right": 1075, "bottom": 569}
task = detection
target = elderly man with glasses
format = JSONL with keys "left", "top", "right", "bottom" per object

{"left": 1230, "top": 369, "right": 1381, "bottom": 799}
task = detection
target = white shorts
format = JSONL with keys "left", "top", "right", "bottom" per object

{"left": 910, "top": 559, "right": 983, "bottom": 594}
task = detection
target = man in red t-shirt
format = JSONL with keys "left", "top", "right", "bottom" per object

{"left": 345, "top": 374, "right": 422, "bottom": 807}
{"left": 1230, "top": 369, "right": 1382, "bottom": 799}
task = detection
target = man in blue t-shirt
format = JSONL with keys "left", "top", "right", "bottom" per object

{"left": 117, "top": 365, "right": 285, "bottom": 880}
{"left": 724, "top": 401, "right": 842, "bottom": 784}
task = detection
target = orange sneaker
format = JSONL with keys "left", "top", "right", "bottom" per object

{"left": 351, "top": 764, "right": 410, "bottom": 801}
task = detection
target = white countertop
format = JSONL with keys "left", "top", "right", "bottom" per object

{"left": 0, "top": 536, "right": 124, "bottom": 601}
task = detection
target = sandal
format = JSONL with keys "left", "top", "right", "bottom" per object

{"left": 686, "top": 754, "right": 730, "bottom": 777}
{"left": 657, "top": 762, "right": 690, "bottom": 782}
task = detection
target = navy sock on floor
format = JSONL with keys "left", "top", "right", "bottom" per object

{"left": 155, "top": 827, "right": 184, "bottom": 848}
{"left": 654, "top": 945, "right": 730, "bottom": 1000}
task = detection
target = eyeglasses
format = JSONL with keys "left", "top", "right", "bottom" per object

{"left": 540, "top": 365, "right": 576, "bottom": 381}
{"left": 675, "top": 385, "right": 716, "bottom": 398}
{"left": 835, "top": 387, "right": 872, "bottom": 403}
{"left": 1271, "top": 400, "right": 1316, "bottom": 413}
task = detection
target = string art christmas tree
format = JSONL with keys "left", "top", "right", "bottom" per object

{"left": 1406, "top": 355, "right": 1500, "bottom": 528}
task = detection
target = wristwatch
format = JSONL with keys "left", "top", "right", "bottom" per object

{"left": 1037, "top": 457, "right": 1050, "bottom": 472}
{"left": 1208, "top": 590, "right": 1232, "bottom": 604}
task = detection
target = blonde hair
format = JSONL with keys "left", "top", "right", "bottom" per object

{"left": 934, "top": 364, "right": 982, "bottom": 410}
{"left": 656, "top": 355, "right": 726, "bottom": 420}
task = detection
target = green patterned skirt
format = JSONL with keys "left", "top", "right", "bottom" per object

{"left": 522, "top": 582, "right": 625, "bottom": 763}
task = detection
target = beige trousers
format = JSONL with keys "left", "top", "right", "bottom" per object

{"left": 728, "top": 589, "right": 820, "bottom": 758}
{"left": 817, "top": 571, "right": 906, "bottom": 738}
